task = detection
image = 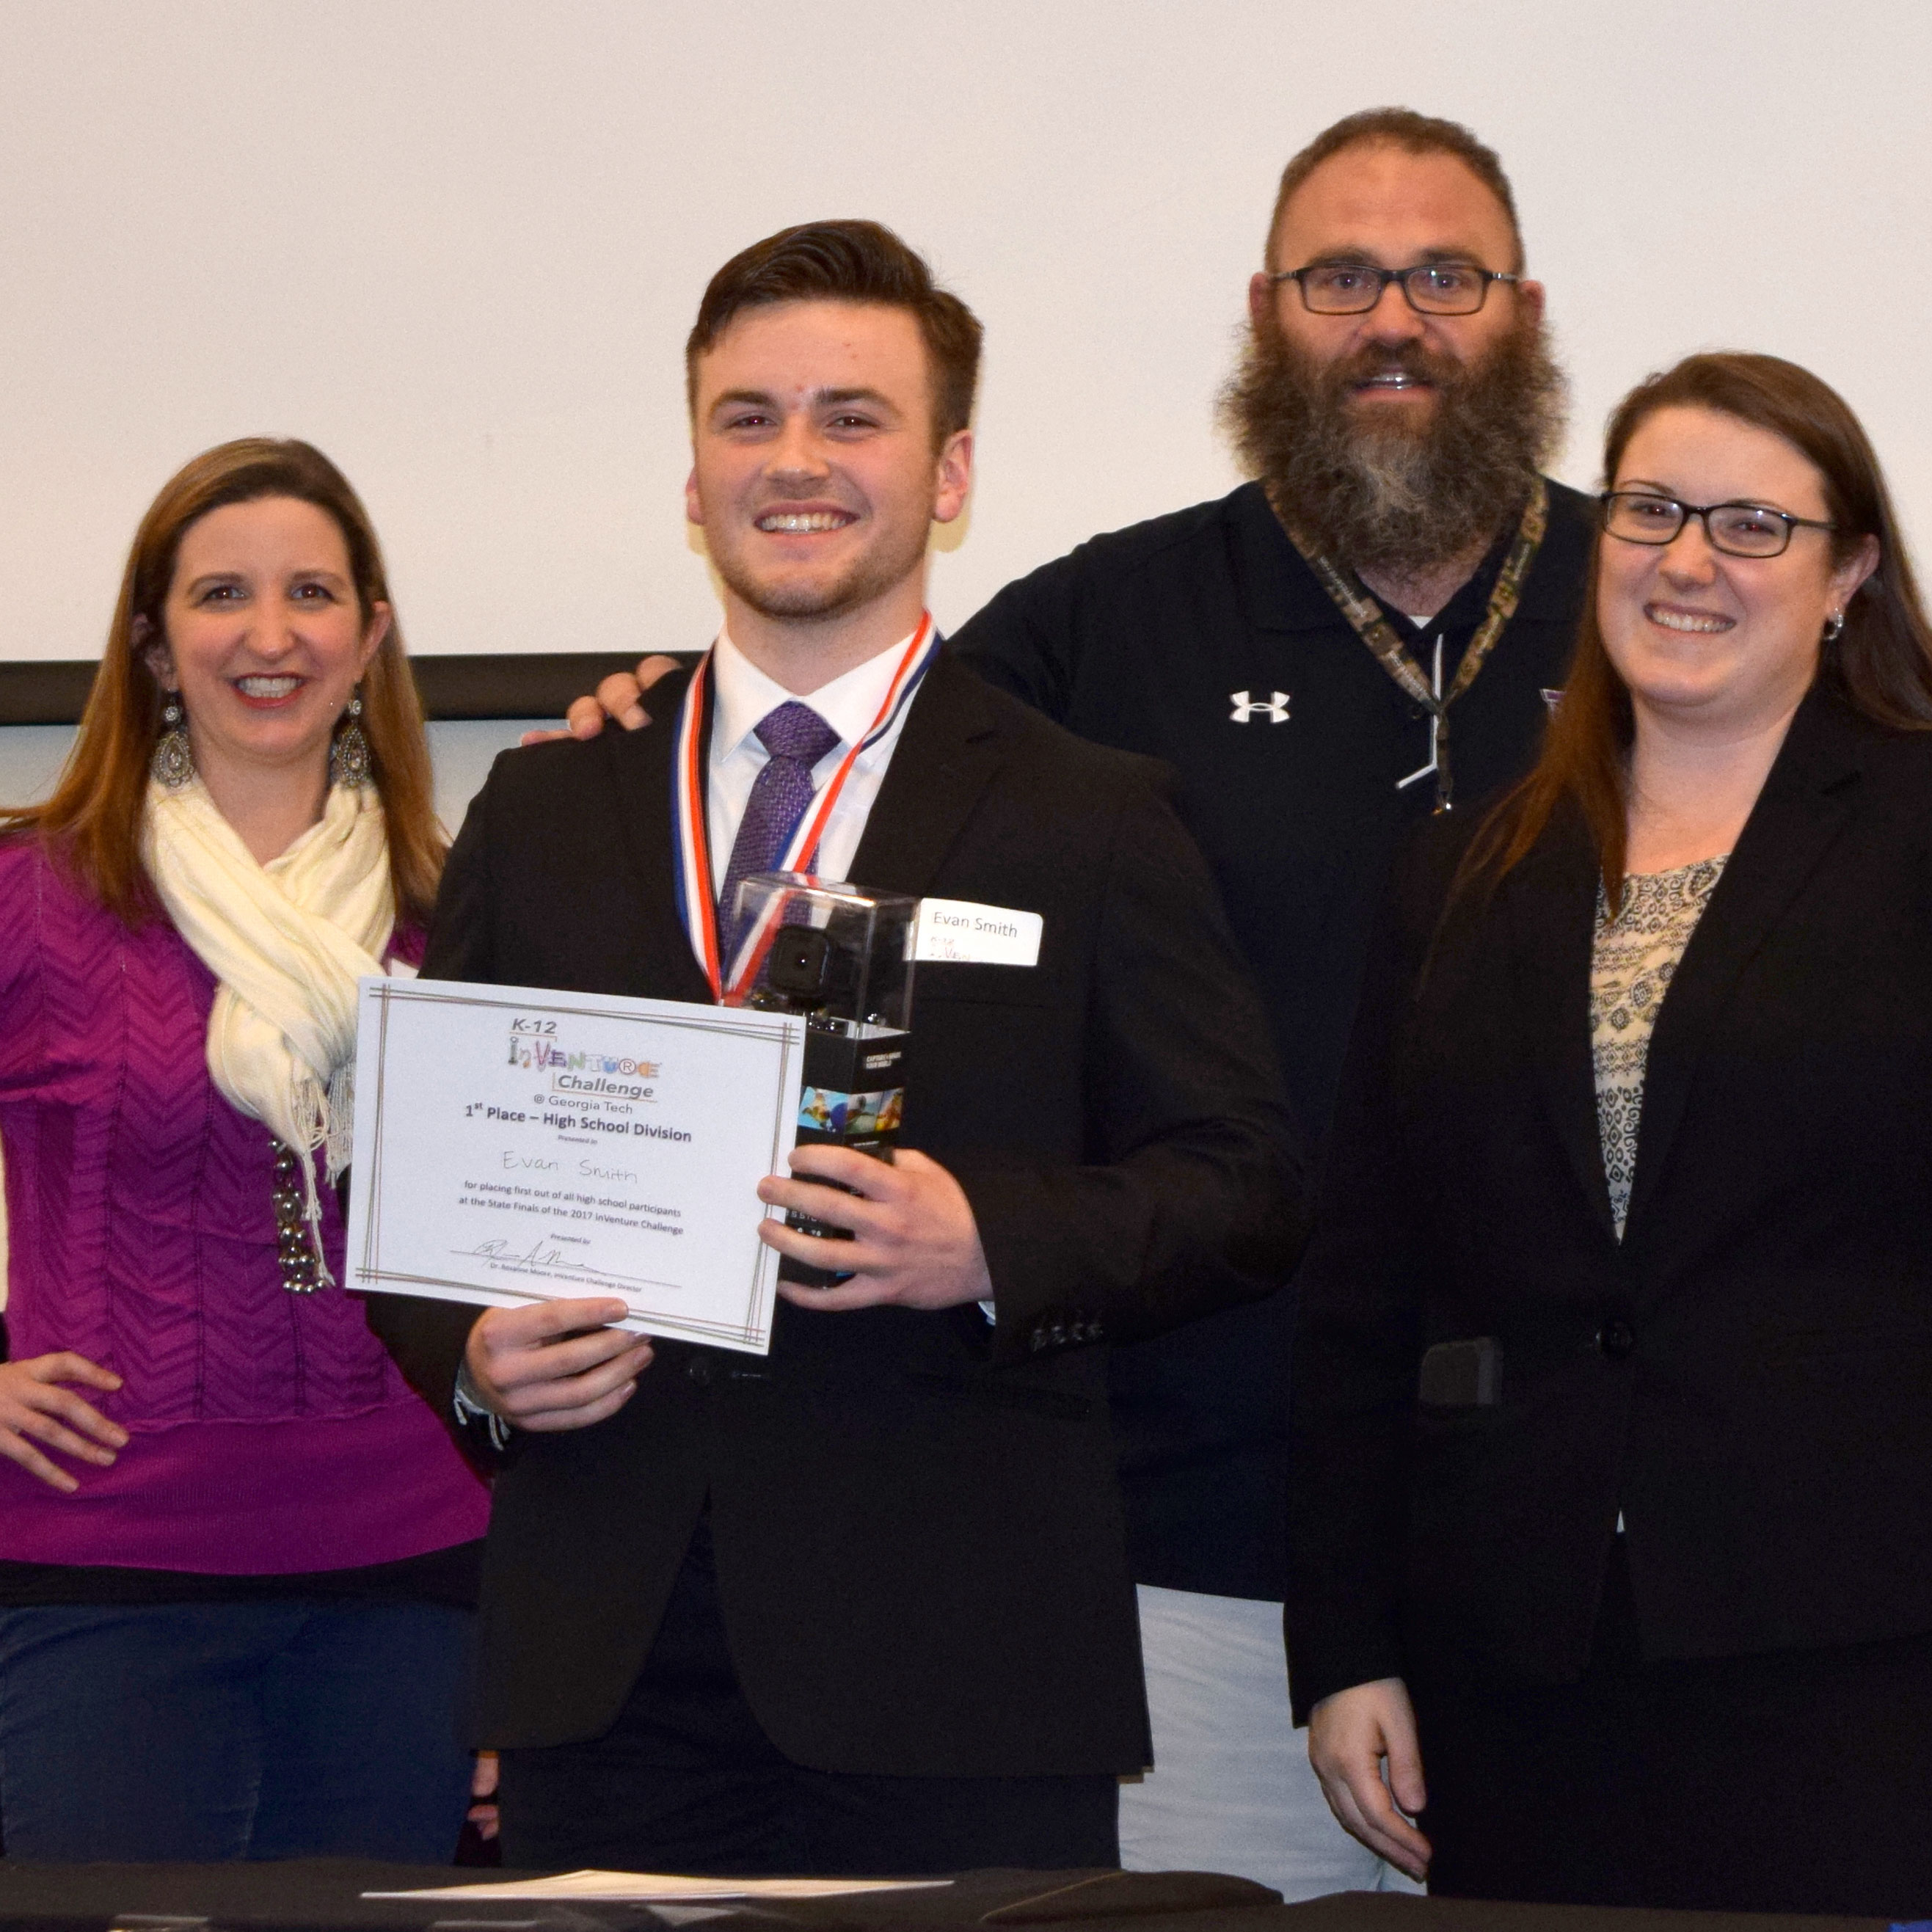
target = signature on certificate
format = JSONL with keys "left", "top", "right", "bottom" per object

{"left": 455, "top": 1237, "right": 669, "bottom": 1294}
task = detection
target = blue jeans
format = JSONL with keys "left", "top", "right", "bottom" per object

{"left": 0, "top": 1599, "right": 474, "bottom": 1862}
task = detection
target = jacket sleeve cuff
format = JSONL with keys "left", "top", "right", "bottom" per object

{"left": 453, "top": 1360, "right": 513, "bottom": 1451}
{"left": 955, "top": 1162, "right": 1119, "bottom": 1365}
{"left": 1284, "top": 1620, "right": 1410, "bottom": 1727}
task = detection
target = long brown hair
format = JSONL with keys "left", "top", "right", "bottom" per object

{"left": 1466, "top": 351, "right": 1932, "bottom": 906}
{"left": 1, "top": 438, "right": 445, "bottom": 927}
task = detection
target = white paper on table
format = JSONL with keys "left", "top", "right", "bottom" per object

{"left": 346, "top": 977, "right": 805, "bottom": 1356}
{"left": 362, "top": 1868, "right": 953, "bottom": 1901}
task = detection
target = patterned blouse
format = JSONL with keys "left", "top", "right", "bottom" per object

{"left": 1590, "top": 856, "right": 1729, "bottom": 1239}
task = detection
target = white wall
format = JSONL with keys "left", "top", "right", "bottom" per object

{"left": 1, "top": 0, "right": 1927, "bottom": 668}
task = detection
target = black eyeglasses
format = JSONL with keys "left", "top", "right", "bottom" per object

{"left": 1267, "top": 261, "right": 1521, "bottom": 316}
{"left": 1600, "top": 491, "right": 1837, "bottom": 560}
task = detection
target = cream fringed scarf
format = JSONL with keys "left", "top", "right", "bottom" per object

{"left": 141, "top": 777, "right": 395, "bottom": 1284}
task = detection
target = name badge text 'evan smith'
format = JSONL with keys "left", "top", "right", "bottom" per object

{"left": 914, "top": 898, "right": 1043, "bottom": 968}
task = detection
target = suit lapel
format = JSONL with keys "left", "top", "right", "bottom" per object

{"left": 1621, "top": 692, "right": 1865, "bottom": 1239}
{"left": 598, "top": 663, "right": 717, "bottom": 1005}
{"left": 847, "top": 647, "right": 1008, "bottom": 897}
{"left": 1503, "top": 799, "right": 1616, "bottom": 1239}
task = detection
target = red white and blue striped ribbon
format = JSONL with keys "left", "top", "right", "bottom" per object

{"left": 671, "top": 614, "right": 939, "bottom": 1002}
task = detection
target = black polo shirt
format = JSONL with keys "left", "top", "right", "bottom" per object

{"left": 953, "top": 476, "right": 1594, "bottom": 1599}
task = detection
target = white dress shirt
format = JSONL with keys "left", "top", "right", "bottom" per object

{"left": 704, "top": 625, "right": 922, "bottom": 896}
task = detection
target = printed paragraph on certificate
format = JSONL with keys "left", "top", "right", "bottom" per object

{"left": 346, "top": 978, "right": 806, "bottom": 1355}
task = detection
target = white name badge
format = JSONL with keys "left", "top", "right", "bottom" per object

{"left": 914, "top": 898, "right": 1043, "bottom": 967}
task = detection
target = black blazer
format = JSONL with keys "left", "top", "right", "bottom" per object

{"left": 1284, "top": 690, "right": 1932, "bottom": 1719}
{"left": 372, "top": 649, "right": 1305, "bottom": 1772}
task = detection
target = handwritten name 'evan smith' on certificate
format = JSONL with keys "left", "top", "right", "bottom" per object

{"left": 346, "top": 977, "right": 806, "bottom": 1355}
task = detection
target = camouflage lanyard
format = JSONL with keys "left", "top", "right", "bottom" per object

{"left": 1272, "top": 476, "right": 1548, "bottom": 812}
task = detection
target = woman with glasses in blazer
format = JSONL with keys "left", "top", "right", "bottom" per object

{"left": 1286, "top": 351, "right": 1932, "bottom": 1917}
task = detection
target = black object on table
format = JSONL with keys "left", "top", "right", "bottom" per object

{"left": 0, "top": 1862, "right": 1894, "bottom": 1932}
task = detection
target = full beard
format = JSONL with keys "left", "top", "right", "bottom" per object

{"left": 1220, "top": 311, "right": 1568, "bottom": 581}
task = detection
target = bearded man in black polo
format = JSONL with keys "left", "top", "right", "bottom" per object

{"left": 949, "top": 109, "right": 1586, "bottom": 1899}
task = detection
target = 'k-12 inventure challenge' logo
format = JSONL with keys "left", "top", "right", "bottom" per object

{"left": 506, "top": 1016, "right": 660, "bottom": 1095}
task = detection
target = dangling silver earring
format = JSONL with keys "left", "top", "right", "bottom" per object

{"left": 1823, "top": 610, "right": 1846, "bottom": 644}
{"left": 150, "top": 694, "right": 195, "bottom": 789}
{"left": 329, "top": 689, "right": 372, "bottom": 789}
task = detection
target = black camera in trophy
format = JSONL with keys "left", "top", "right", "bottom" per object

{"left": 723, "top": 875, "right": 917, "bottom": 1288}
{"left": 764, "top": 923, "right": 861, "bottom": 1013}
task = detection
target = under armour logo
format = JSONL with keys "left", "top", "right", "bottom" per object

{"left": 1230, "top": 689, "right": 1291, "bottom": 724}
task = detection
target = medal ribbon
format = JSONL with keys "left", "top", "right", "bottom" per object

{"left": 672, "top": 613, "right": 939, "bottom": 1001}
{"left": 1272, "top": 477, "right": 1548, "bottom": 812}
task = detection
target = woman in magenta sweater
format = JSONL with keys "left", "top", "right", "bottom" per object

{"left": 0, "top": 439, "right": 489, "bottom": 1861}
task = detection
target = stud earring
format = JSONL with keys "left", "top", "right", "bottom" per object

{"left": 1823, "top": 610, "right": 1846, "bottom": 644}
{"left": 151, "top": 694, "right": 194, "bottom": 789}
{"left": 329, "top": 689, "right": 372, "bottom": 789}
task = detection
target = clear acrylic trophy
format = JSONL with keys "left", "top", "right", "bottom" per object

{"left": 722, "top": 872, "right": 917, "bottom": 1286}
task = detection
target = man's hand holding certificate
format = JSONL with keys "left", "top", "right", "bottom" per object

{"left": 462, "top": 1297, "right": 654, "bottom": 1432}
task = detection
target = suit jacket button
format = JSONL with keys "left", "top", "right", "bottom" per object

{"left": 1597, "top": 1319, "right": 1636, "bottom": 1360}
{"left": 687, "top": 1356, "right": 715, "bottom": 1387}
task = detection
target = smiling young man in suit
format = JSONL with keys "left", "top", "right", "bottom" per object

{"left": 370, "top": 220, "right": 1303, "bottom": 1878}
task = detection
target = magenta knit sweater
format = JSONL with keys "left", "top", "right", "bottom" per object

{"left": 0, "top": 836, "right": 489, "bottom": 1573}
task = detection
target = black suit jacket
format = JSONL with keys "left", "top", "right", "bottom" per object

{"left": 1284, "top": 690, "right": 1932, "bottom": 1719}
{"left": 372, "top": 648, "right": 1304, "bottom": 1772}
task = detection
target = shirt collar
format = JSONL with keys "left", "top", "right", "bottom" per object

{"left": 1230, "top": 475, "right": 1592, "bottom": 635}
{"left": 1406, "top": 525, "right": 1515, "bottom": 636}
{"left": 710, "top": 627, "right": 919, "bottom": 765}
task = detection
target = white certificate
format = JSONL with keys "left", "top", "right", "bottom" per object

{"left": 346, "top": 977, "right": 805, "bottom": 1355}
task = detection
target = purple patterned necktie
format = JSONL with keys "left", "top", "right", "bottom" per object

{"left": 718, "top": 701, "right": 841, "bottom": 963}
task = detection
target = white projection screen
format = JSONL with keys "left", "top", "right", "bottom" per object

{"left": 0, "top": 0, "right": 1927, "bottom": 683}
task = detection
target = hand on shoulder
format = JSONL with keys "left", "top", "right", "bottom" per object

{"left": 520, "top": 657, "right": 682, "bottom": 746}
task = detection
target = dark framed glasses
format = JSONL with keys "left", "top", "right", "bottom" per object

{"left": 1600, "top": 491, "right": 1837, "bottom": 560}
{"left": 1267, "top": 261, "right": 1521, "bottom": 316}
